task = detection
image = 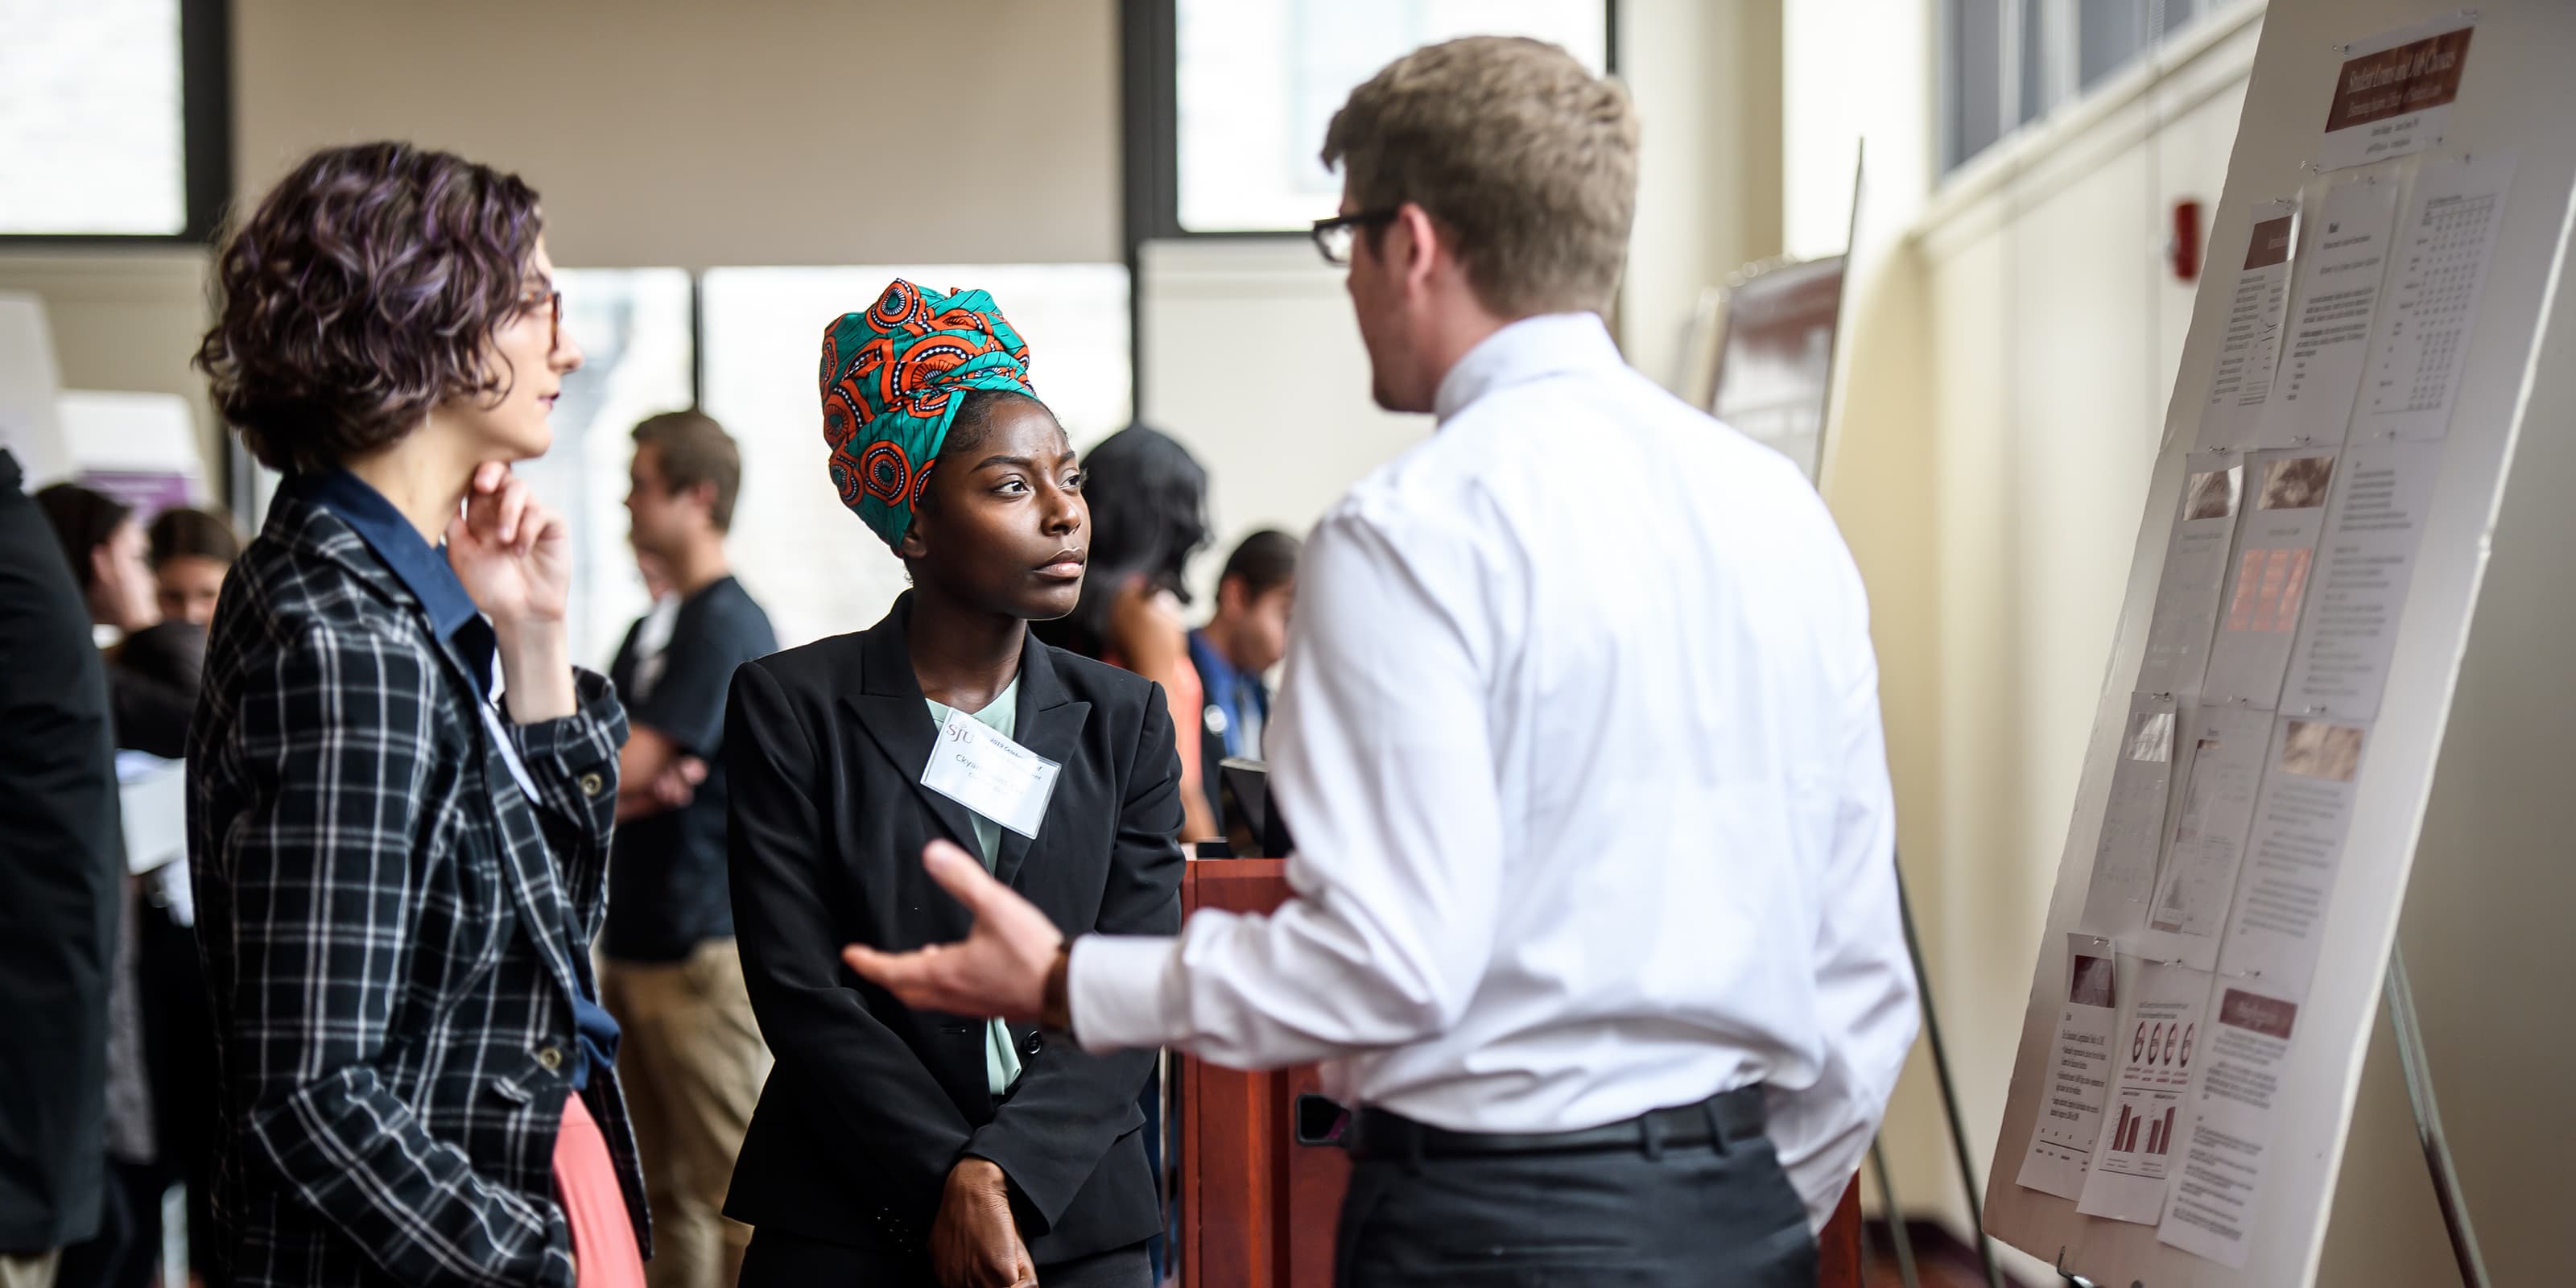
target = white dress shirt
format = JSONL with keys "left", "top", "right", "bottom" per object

{"left": 1072, "top": 312, "right": 1918, "bottom": 1228}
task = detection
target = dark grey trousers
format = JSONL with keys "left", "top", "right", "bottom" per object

{"left": 1333, "top": 1127, "right": 1818, "bottom": 1286}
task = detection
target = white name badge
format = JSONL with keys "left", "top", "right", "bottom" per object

{"left": 920, "top": 709, "right": 1060, "bottom": 840}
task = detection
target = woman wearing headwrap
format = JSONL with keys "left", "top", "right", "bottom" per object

{"left": 723, "top": 282, "right": 1183, "bottom": 1288}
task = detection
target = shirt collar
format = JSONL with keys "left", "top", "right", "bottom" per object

{"left": 1431, "top": 312, "right": 1625, "bottom": 424}
{"left": 1187, "top": 629, "right": 1239, "bottom": 692}
{"left": 290, "top": 470, "right": 496, "bottom": 699}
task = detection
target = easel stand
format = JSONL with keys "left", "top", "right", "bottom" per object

{"left": 1872, "top": 856, "right": 2005, "bottom": 1288}
{"left": 2059, "top": 944, "right": 2491, "bottom": 1288}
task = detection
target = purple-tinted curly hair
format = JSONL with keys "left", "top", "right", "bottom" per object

{"left": 195, "top": 142, "right": 546, "bottom": 474}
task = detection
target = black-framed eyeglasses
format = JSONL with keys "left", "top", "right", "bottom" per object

{"left": 1310, "top": 208, "right": 1401, "bottom": 266}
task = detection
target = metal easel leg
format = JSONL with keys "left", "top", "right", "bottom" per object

{"left": 1893, "top": 854, "right": 2007, "bottom": 1288}
{"left": 2384, "top": 944, "right": 2492, "bottom": 1288}
{"left": 1869, "top": 1141, "right": 1923, "bottom": 1288}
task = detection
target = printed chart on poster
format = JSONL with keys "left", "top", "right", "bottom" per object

{"left": 1982, "top": 2, "right": 2576, "bottom": 1285}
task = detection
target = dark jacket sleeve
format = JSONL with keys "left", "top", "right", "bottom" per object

{"left": 203, "top": 628, "right": 573, "bottom": 1287}
{"left": 964, "top": 684, "right": 1187, "bottom": 1234}
{"left": 0, "top": 485, "right": 120, "bottom": 1251}
{"left": 725, "top": 661, "right": 979, "bottom": 1223}
{"left": 504, "top": 667, "right": 625, "bottom": 934}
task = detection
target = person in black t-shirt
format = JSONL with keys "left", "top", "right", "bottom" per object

{"left": 601, "top": 411, "right": 778, "bottom": 1288}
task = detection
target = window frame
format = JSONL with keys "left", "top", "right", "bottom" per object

{"left": 1118, "top": 0, "right": 1617, "bottom": 398}
{"left": 1120, "top": 0, "right": 1620, "bottom": 247}
{"left": 2, "top": 0, "right": 234, "bottom": 246}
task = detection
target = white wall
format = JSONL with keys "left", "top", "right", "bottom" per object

{"left": 231, "top": 0, "right": 1122, "bottom": 269}
{"left": 1137, "top": 237, "right": 1423, "bottom": 604}
{"left": 0, "top": 250, "right": 218, "bottom": 474}
{"left": 1616, "top": 0, "right": 1785, "bottom": 390}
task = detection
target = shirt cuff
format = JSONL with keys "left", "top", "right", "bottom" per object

{"left": 507, "top": 667, "right": 625, "bottom": 775}
{"left": 1068, "top": 934, "right": 1184, "bottom": 1055}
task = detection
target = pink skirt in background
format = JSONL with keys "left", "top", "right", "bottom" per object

{"left": 553, "top": 1091, "right": 648, "bottom": 1288}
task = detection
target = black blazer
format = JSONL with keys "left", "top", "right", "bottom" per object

{"left": 0, "top": 449, "right": 121, "bottom": 1253}
{"left": 722, "top": 595, "right": 1186, "bottom": 1265}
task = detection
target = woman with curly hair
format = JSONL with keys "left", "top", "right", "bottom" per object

{"left": 186, "top": 142, "right": 646, "bottom": 1287}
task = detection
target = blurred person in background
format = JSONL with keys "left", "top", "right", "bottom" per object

{"left": 130, "top": 505, "right": 242, "bottom": 1288}
{"left": 721, "top": 282, "right": 1179, "bottom": 1288}
{"left": 35, "top": 484, "right": 168, "bottom": 1288}
{"left": 1030, "top": 426, "right": 1217, "bottom": 846}
{"left": 35, "top": 485, "right": 188, "bottom": 759}
{"left": 1186, "top": 528, "right": 1298, "bottom": 809}
{"left": 147, "top": 506, "right": 241, "bottom": 630}
{"left": 0, "top": 449, "right": 125, "bottom": 1288}
{"left": 601, "top": 409, "right": 775, "bottom": 1288}
{"left": 847, "top": 38, "right": 1916, "bottom": 1287}
{"left": 188, "top": 141, "right": 646, "bottom": 1287}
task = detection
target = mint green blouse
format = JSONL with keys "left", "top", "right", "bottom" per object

{"left": 923, "top": 676, "right": 1024, "bottom": 1095}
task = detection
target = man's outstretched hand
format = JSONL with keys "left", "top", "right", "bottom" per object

{"left": 844, "top": 840, "right": 1065, "bottom": 1025}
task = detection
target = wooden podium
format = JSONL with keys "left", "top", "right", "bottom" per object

{"left": 1172, "top": 858, "right": 1864, "bottom": 1286}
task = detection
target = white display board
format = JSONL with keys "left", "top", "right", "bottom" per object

{"left": 1984, "top": 1, "right": 2576, "bottom": 1283}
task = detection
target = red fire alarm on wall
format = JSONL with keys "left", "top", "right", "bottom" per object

{"left": 2170, "top": 199, "right": 2204, "bottom": 282}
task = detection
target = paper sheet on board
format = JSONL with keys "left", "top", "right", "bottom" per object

{"left": 2158, "top": 983, "right": 2304, "bottom": 1268}
{"left": 2215, "top": 718, "right": 2368, "bottom": 998}
{"left": 2201, "top": 452, "right": 2338, "bottom": 708}
{"left": 2252, "top": 177, "right": 2399, "bottom": 449}
{"left": 2079, "top": 696, "right": 2178, "bottom": 935}
{"left": 2196, "top": 201, "right": 2301, "bottom": 451}
{"left": 2135, "top": 704, "right": 2273, "bottom": 972}
{"left": 2281, "top": 440, "right": 2443, "bottom": 720}
{"left": 2353, "top": 149, "right": 2517, "bottom": 440}
{"left": 2138, "top": 456, "right": 2245, "bottom": 697}
{"left": 2075, "top": 960, "right": 2215, "bottom": 1224}
{"left": 2315, "top": 13, "right": 2474, "bottom": 172}
{"left": 2014, "top": 933, "right": 2123, "bottom": 1199}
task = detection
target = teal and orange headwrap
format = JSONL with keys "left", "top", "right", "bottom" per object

{"left": 819, "top": 280, "right": 1038, "bottom": 548}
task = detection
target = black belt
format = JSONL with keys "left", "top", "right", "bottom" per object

{"left": 1347, "top": 1085, "right": 1768, "bottom": 1162}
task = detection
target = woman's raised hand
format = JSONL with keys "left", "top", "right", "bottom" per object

{"left": 448, "top": 461, "right": 572, "bottom": 632}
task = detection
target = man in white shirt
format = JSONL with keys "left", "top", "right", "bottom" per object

{"left": 848, "top": 35, "right": 1917, "bottom": 1286}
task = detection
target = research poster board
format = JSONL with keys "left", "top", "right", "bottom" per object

{"left": 1984, "top": 1, "right": 2576, "bottom": 1283}
{"left": 1709, "top": 254, "right": 1846, "bottom": 483}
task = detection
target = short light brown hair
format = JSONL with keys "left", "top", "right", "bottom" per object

{"left": 634, "top": 410, "right": 742, "bottom": 532}
{"left": 1323, "top": 36, "right": 1640, "bottom": 317}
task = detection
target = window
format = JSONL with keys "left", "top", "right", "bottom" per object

{"left": 1949, "top": 0, "right": 2005, "bottom": 167}
{"left": 2079, "top": 0, "right": 2150, "bottom": 89}
{"left": 698, "top": 265, "right": 1131, "bottom": 650}
{"left": 0, "top": 0, "right": 229, "bottom": 239}
{"left": 1942, "top": 0, "right": 2246, "bottom": 174}
{"left": 1138, "top": 0, "right": 1612, "bottom": 237}
{"left": 507, "top": 269, "right": 698, "bottom": 669}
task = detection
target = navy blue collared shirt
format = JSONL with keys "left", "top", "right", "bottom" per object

{"left": 1187, "top": 628, "right": 1267, "bottom": 760}
{"left": 291, "top": 469, "right": 621, "bottom": 1090}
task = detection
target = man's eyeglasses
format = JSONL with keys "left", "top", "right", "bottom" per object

{"left": 519, "top": 281, "right": 564, "bottom": 350}
{"left": 1310, "top": 208, "right": 1401, "bottom": 266}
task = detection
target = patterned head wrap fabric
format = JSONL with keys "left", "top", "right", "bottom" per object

{"left": 819, "top": 280, "right": 1037, "bottom": 548}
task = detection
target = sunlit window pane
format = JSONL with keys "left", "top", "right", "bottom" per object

{"left": 513, "top": 269, "right": 698, "bottom": 669}
{"left": 0, "top": 0, "right": 187, "bottom": 235}
{"left": 1175, "top": 0, "right": 1608, "bottom": 233}
{"left": 700, "top": 265, "right": 1131, "bottom": 650}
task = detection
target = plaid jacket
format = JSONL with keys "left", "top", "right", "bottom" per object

{"left": 187, "top": 489, "right": 646, "bottom": 1286}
